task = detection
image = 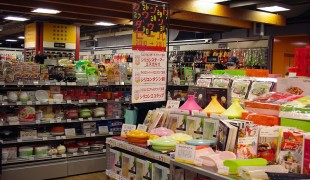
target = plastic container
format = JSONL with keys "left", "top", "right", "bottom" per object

{"left": 223, "top": 158, "right": 267, "bottom": 174}
{"left": 19, "top": 146, "right": 33, "bottom": 158}
{"left": 238, "top": 165, "right": 288, "bottom": 180}
{"left": 34, "top": 146, "right": 49, "bottom": 157}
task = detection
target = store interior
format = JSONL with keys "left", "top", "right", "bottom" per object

{"left": 0, "top": 0, "right": 310, "bottom": 180}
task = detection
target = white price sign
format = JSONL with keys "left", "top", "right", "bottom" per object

{"left": 98, "top": 126, "right": 109, "bottom": 134}
{"left": 166, "top": 100, "right": 180, "bottom": 109}
{"left": 175, "top": 144, "right": 196, "bottom": 163}
{"left": 121, "top": 124, "right": 136, "bottom": 136}
{"left": 137, "top": 124, "right": 148, "bottom": 131}
{"left": 65, "top": 128, "right": 76, "bottom": 137}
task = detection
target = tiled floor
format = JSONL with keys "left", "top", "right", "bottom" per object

{"left": 55, "top": 172, "right": 107, "bottom": 180}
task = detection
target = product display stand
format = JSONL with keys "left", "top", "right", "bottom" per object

{"left": 106, "top": 137, "right": 239, "bottom": 180}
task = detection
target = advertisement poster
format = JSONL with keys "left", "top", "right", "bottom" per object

{"left": 132, "top": 2, "right": 168, "bottom": 51}
{"left": 132, "top": 1, "right": 168, "bottom": 103}
{"left": 132, "top": 85, "right": 166, "bottom": 103}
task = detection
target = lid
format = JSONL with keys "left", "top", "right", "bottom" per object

{"left": 150, "top": 127, "right": 174, "bottom": 137}
{"left": 186, "top": 139, "right": 216, "bottom": 146}
{"left": 202, "top": 95, "right": 226, "bottom": 115}
{"left": 179, "top": 95, "right": 202, "bottom": 112}
{"left": 19, "top": 146, "right": 33, "bottom": 151}
{"left": 170, "top": 133, "right": 193, "bottom": 142}
{"left": 150, "top": 136, "right": 177, "bottom": 147}
{"left": 126, "top": 130, "right": 149, "bottom": 138}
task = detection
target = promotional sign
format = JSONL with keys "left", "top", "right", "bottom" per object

{"left": 24, "top": 23, "right": 36, "bottom": 48}
{"left": 132, "top": 2, "right": 168, "bottom": 103}
{"left": 132, "top": 2, "right": 168, "bottom": 51}
{"left": 43, "top": 23, "right": 77, "bottom": 49}
{"left": 132, "top": 85, "right": 166, "bottom": 103}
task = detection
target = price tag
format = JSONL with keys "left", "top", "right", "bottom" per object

{"left": 18, "top": 81, "right": 23, "bottom": 85}
{"left": 166, "top": 100, "right": 180, "bottom": 109}
{"left": 73, "top": 152, "right": 78, "bottom": 156}
{"left": 60, "top": 82, "right": 66, "bottom": 86}
{"left": 115, "top": 99, "right": 119, "bottom": 102}
{"left": 56, "top": 136, "right": 61, "bottom": 140}
{"left": 36, "top": 120, "right": 41, "bottom": 124}
{"left": 16, "top": 101, "right": 22, "bottom": 105}
{"left": 175, "top": 144, "right": 196, "bottom": 163}
{"left": 67, "top": 82, "right": 76, "bottom": 86}
{"left": 78, "top": 100, "right": 84, "bottom": 103}
{"left": 98, "top": 126, "right": 109, "bottom": 134}
{"left": 125, "top": 97, "right": 130, "bottom": 102}
{"left": 67, "top": 119, "right": 72, "bottom": 122}
{"left": 35, "top": 101, "right": 41, "bottom": 105}
{"left": 65, "top": 128, "right": 76, "bottom": 137}
{"left": 210, "top": 113, "right": 228, "bottom": 120}
{"left": 45, "top": 81, "right": 50, "bottom": 85}
{"left": 55, "top": 100, "right": 62, "bottom": 104}
{"left": 50, "top": 119, "right": 55, "bottom": 123}
{"left": 102, "top": 149, "right": 106, "bottom": 153}
{"left": 83, "top": 151, "right": 89, "bottom": 155}
{"left": 0, "top": 81, "right": 5, "bottom": 85}
{"left": 61, "top": 136, "right": 66, "bottom": 139}
{"left": 66, "top": 100, "right": 72, "bottom": 104}
{"left": 116, "top": 115, "right": 120, "bottom": 119}
{"left": 78, "top": 118, "right": 84, "bottom": 121}
{"left": 33, "top": 81, "right": 39, "bottom": 85}
{"left": 56, "top": 82, "right": 61, "bottom": 85}
{"left": 9, "top": 121, "right": 19, "bottom": 125}
{"left": 17, "top": 139, "right": 23, "bottom": 142}
{"left": 109, "top": 132, "right": 113, "bottom": 135}
{"left": 86, "top": 133, "right": 90, "bottom": 137}
{"left": 115, "top": 82, "right": 120, "bottom": 85}
{"left": 91, "top": 133, "right": 96, "bottom": 137}
{"left": 26, "top": 101, "right": 32, "bottom": 105}
{"left": 137, "top": 124, "right": 148, "bottom": 131}
{"left": 52, "top": 155, "right": 57, "bottom": 158}
{"left": 2, "top": 102, "right": 8, "bottom": 105}
{"left": 102, "top": 99, "right": 107, "bottom": 103}
{"left": 28, "top": 156, "right": 35, "bottom": 160}
{"left": 89, "top": 82, "right": 97, "bottom": 86}
{"left": 121, "top": 124, "right": 136, "bottom": 137}
{"left": 56, "top": 118, "right": 62, "bottom": 123}
{"left": 88, "top": 117, "right": 93, "bottom": 121}
{"left": 101, "top": 117, "right": 106, "bottom": 120}
{"left": 61, "top": 154, "right": 67, "bottom": 158}
{"left": 48, "top": 100, "right": 54, "bottom": 104}
{"left": 120, "top": 82, "right": 125, "bottom": 85}
{"left": 42, "top": 137, "right": 48, "bottom": 140}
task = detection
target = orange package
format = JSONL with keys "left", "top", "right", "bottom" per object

{"left": 242, "top": 112, "right": 280, "bottom": 126}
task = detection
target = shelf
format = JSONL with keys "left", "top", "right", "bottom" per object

{"left": 2, "top": 133, "right": 119, "bottom": 145}
{"left": 106, "top": 137, "right": 171, "bottom": 164}
{"left": 106, "top": 169, "right": 128, "bottom": 180}
{"left": 3, "top": 150, "right": 106, "bottom": 165}
{"left": 0, "top": 81, "right": 132, "bottom": 87}
{"left": 0, "top": 99, "right": 126, "bottom": 106}
{"left": 0, "top": 117, "right": 124, "bottom": 127}
{"left": 170, "top": 160, "right": 236, "bottom": 180}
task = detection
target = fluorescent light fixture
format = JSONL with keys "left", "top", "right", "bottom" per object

{"left": 205, "top": 0, "right": 229, "bottom": 3}
{"left": 4, "top": 16, "right": 28, "bottom": 21}
{"left": 95, "top": 22, "right": 116, "bottom": 26}
{"left": 257, "top": 3, "right": 290, "bottom": 12}
{"left": 32, "top": 8, "right": 61, "bottom": 14}
{"left": 5, "top": 39, "right": 17, "bottom": 42}
{"left": 18, "top": 36, "right": 25, "bottom": 39}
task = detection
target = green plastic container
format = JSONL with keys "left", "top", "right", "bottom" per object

{"left": 223, "top": 158, "right": 267, "bottom": 174}
{"left": 212, "top": 70, "right": 246, "bottom": 76}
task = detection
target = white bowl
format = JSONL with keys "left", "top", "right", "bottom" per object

{"left": 35, "top": 90, "right": 49, "bottom": 102}
{"left": 67, "top": 147, "right": 78, "bottom": 153}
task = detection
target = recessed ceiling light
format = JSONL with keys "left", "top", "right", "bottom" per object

{"left": 32, "top": 8, "right": 61, "bottom": 14}
{"left": 18, "top": 36, "right": 25, "bottom": 39}
{"left": 257, "top": 3, "right": 290, "bottom": 12}
{"left": 95, "top": 22, "right": 116, "bottom": 26}
{"left": 4, "top": 16, "right": 28, "bottom": 21}
{"left": 6, "top": 39, "right": 17, "bottom": 42}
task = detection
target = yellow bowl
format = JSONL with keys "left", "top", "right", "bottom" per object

{"left": 126, "top": 130, "right": 150, "bottom": 139}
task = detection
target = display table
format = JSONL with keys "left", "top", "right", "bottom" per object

{"left": 105, "top": 137, "right": 236, "bottom": 180}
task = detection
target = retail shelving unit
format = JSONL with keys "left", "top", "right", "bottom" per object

{"left": 0, "top": 82, "right": 130, "bottom": 180}
{"left": 105, "top": 137, "right": 237, "bottom": 180}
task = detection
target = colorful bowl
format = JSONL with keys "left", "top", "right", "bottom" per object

{"left": 170, "top": 133, "right": 193, "bottom": 143}
{"left": 150, "top": 127, "right": 174, "bottom": 137}
{"left": 126, "top": 130, "right": 150, "bottom": 144}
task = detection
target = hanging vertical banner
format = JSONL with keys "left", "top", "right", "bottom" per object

{"left": 24, "top": 23, "right": 37, "bottom": 49}
{"left": 132, "top": 1, "right": 168, "bottom": 103}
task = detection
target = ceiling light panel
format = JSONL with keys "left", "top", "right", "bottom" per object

{"left": 257, "top": 3, "right": 290, "bottom": 12}
{"left": 95, "top": 22, "right": 116, "bottom": 26}
{"left": 32, "top": 8, "right": 61, "bottom": 14}
{"left": 4, "top": 16, "right": 28, "bottom": 21}
{"left": 6, "top": 39, "right": 17, "bottom": 42}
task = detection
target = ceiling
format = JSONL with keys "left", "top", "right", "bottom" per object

{"left": 0, "top": 0, "right": 309, "bottom": 47}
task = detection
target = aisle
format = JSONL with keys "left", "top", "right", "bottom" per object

{"left": 55, "top": 172, "right": 107, "bottom": 180}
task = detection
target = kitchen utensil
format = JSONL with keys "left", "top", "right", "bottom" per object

{"left": 150, "top": 127, "right": 174, "bottom": 137}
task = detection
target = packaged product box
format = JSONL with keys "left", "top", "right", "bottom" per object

{"left": 187, "top": 86, "right": 208, "bottom": 108}
{"left": 280, "top": 96, "right": 310, "bottom": 121}
{"left": 109, "top": 149, "right": 118, "bottom": 172}
{"left": 152, "top": 163, "right": 170, "bottom": 180}
{"left": 302, "top": 133, "right": 310, "bottom": 174}
{"left": 206, "top": 88, "right": 231, "bottom": 109}
{"left": 128, "top": 156, "right": 137, "bottom": 180}
{"left": 277, "top": 78, "right": 310, "bottom": 96}
{"left": 242, "top": 112, "right": 280, "bottom": 126}
{"left": 175, "top": 114, "right": 187, "bottom": 134}
{"left": 281, "top": 118, "right": 310, "bottom": 132}
{"left": 114, "top": 151, "right": 123, "bottom": 175}
{"left": 122, "top": 153, "right": 131, "bottom": 178}
{"left": 143, "top": 161, "right": 153, "bottom": 180}
{"left": 135, "top": 158, "right": 145, "bottom": 180}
